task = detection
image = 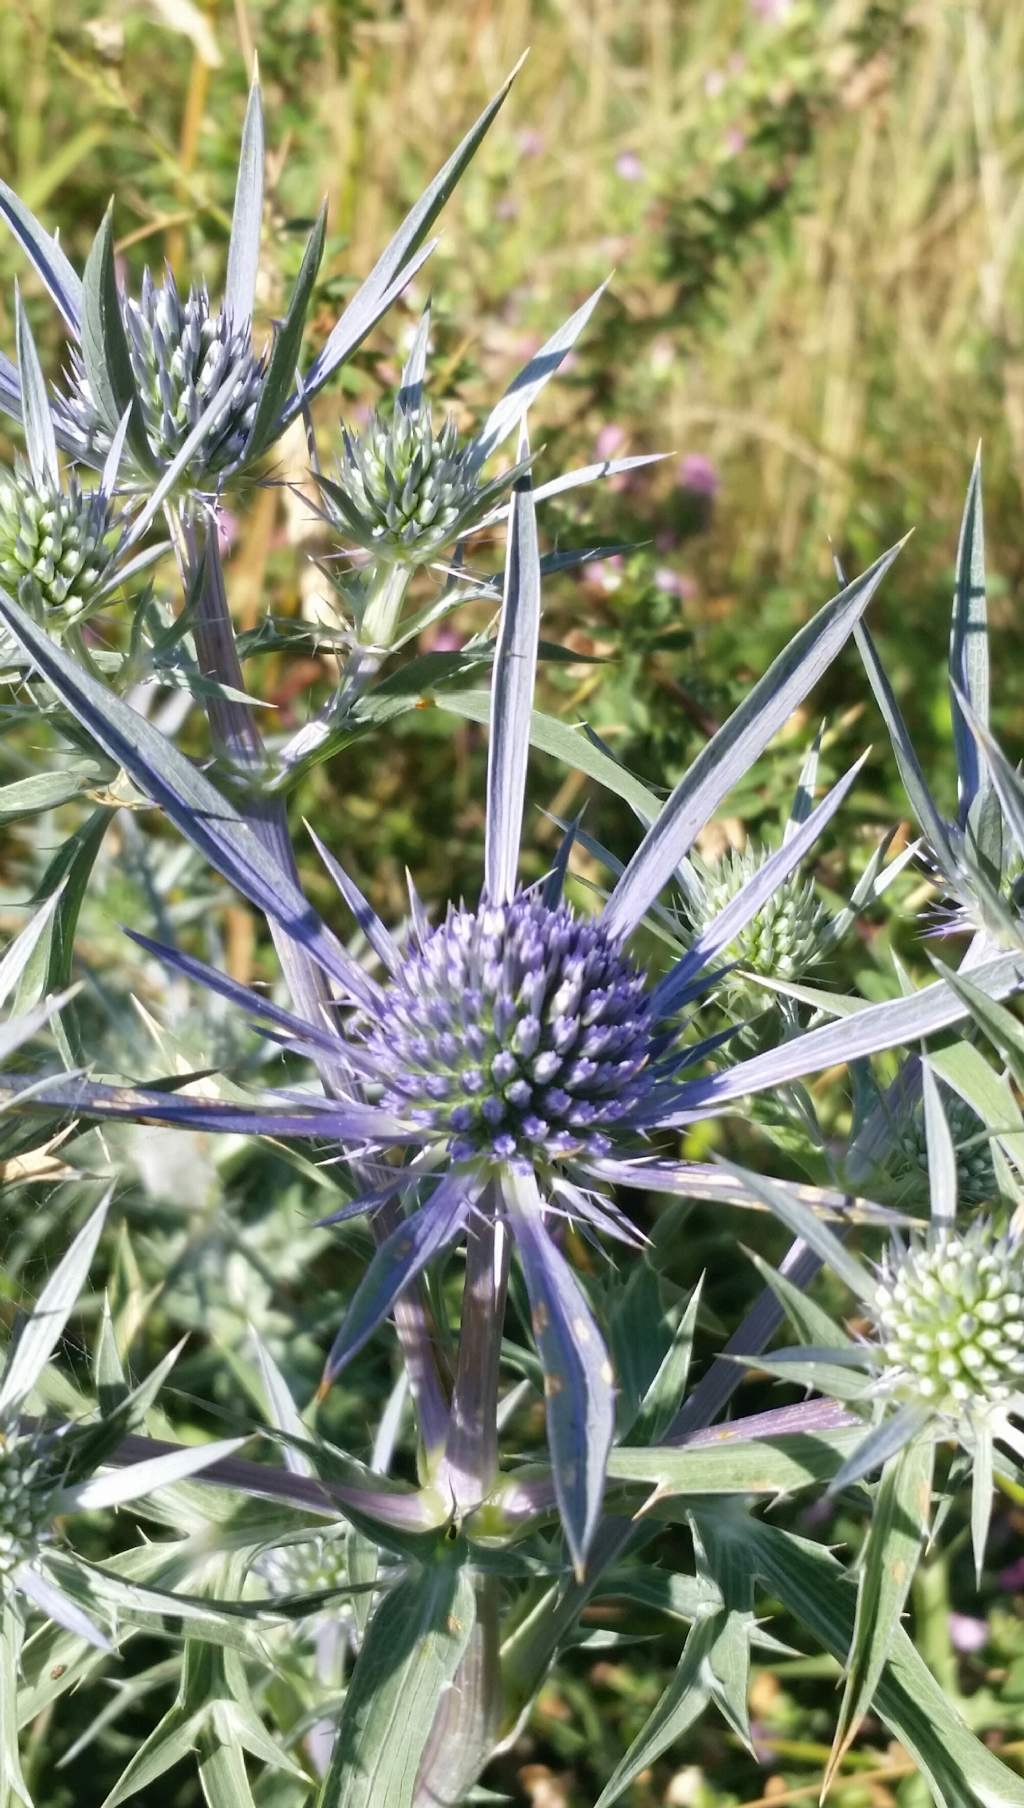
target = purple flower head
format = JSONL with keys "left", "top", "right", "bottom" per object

{"left": 948, "top": 1613, "right": 988, "bottom": 1654}
{"left": 750, "top": 0, "right": 793, "bottom": 20}
{"left": 356, "top": 894, "right": 657, "bottom": 1166}
{"left": 678, "top": 452, "right": 720, "bottom": 497}
{"left": 615, "top": 151, "right": 645, "bottom": 183}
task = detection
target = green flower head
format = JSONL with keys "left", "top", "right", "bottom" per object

{"left": 872, "top": 1220, "right": 1024, "bottom": 1415}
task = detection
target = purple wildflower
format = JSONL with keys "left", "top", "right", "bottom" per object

{"left": 678, "top": 453, "right": 720, "bottom": 497}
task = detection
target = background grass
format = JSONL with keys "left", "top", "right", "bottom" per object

{"left": 4, "top": 1, "right": 1024, "bottom": 1804}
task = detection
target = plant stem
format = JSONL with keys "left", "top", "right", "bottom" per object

{"left": 435, "top": 1191, "right": 509, "bottom": 1513}
{"left": 413, "top": 1575, "right": 503, "bottom": 1808}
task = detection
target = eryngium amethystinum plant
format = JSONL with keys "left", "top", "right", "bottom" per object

{"left": 1, "top": 59, "right": 1024, "bottom": 1808}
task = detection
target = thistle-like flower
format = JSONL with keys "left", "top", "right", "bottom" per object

{"left": 682, "top": 842, "right": 833, "bottom": 985}
{"left": 326, "top": 402, "right": 505, "bottom": 566}
{"left": 0, "top": 457, "right": 118, "bottom": 618}
{"left": 53, "top": 271, "right": 266, "bottom": 486}
{"left": 0, "top": 68, "right": 525, "bottom": 499}
{"left": 0, "top": 1428, "right": 57, "bottom": 1598}
{"left": 0, "top": 294, "right": 161, "bottom": 651}
{"left": 872, "top": 1220, "right": 1024, "bottom": 1412}
{"left": 315, "top": 308, "right": 539, "bottom": 570}
{"left": 6, "top": 471, "right": 1022, "bottom": 1570}
{"left": 882, "top": 1093, "right": 996, "bottom": 1208}
{"left": 360, "top": 894, "right": 655, "bottom": 1164}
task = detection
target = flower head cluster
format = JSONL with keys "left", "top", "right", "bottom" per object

{"left": 326, "top": 402, "right": 503, "bottom": 566}
{"left": 0, "top": 457, "right": 118, "bottom": 618}
{"left": 259, "top": 1530, "right": 350, "bottom": 1601}
{"left": 355, "top": 893, "right": 657, "bottom": 1166}
{"left": 684, "top": 843, "right": 833, "bottom": 984}
{"left": 872, "top": 1221, "right": 1024, "bottom": 1413}
{"left": 884, "top": 1095, "right": 996, "bottom": 1207}
{"left": 54, "top": 272, "right": 267, "bottom": 487}
{"left": 0, "top": 1428, "right": 56, "bottom": 1597}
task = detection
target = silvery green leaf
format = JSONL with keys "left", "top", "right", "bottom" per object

{"left": 784, "top": 722, "right": 823, "bottom": 841}
{"left": 0, "top": 890, "right": 63, "bottom": 1010}
{"left": 826, "top": 1436, "right": 934, "bottom": 1789}
{"left": 318, "top": 1556, "right": 476, "bottom": 1808}
{"left": 474, "top": 283, "right": 608, "bottom": 462}
{"left": 0, "top": 587, "right": 379, "bottom": 1005}
{"left": 950, "top": 446, "right": 988, "bottom": 816}
{"left": 583, "top": 1157, "right": 895, "bottom": 1227}
{"left": 0, "top": 178, "right": 83, "bottom": 331}
{"left": 16, "top": 1564, "right": 112, "bottom": 1652}
{"left": 485, "top": 436, "right": 540, "bottom": 904}
{"left": 14, "top": 287, "right": 57, "bottom": 486}
{"left": 98, "top": 403, "right": 132, "bottom": 505}
{"left": 603, "top": 541, "right": 905, "bottom": 937}
{"left": 252, "top": 1332, "right": 313, "bottom": 1478}
{"left": 99, "top": 1704, "right": 204, "bottom": 1807}
{"left": 823, "top": 829, "right": 921, "bottom": 949}
{"left": 955, "top": 685, "right": 1024, "bottom": 868}
{"left": 466, "top": 453, "right": 669, "bottom": 534}
{"left": 972, "top": 1420, "right": 995, "bottom": 1581}
{"left": 921, "top": 1059, "right": 958, "bottom": 1226}
{"left": 80, "top": 209, "right": 150, "bottom": 471}
{"left": 0, "top": 1191, "right": 109, "bottom": 1418}
{"left": 856, "top": 618, "right": 960, "bottom": 882}
{"left": 293, "top": 238, "right": 437, "bottom": 418}
{"left": 16, "top": 805, "right": 113, "bottom": 1065}
{"left": 55, "top": 1437, "right": 247, "bottom": 1513}
{"left": 659, "top": 947, "right": 1024, "bottom": 1121}
{"left": 593, "top": 1614, "right": 714, "bottom": 1807}
{"left": 607, "top": 1422, "right": 861, "bottom": 1495}
{"left": 928, "top": 1037, "right": 1024, "bottom": 1196}
{"left": 0, "top": 349, "right": 24, "bottom": 440}
{"left": 245, "top": 203, "right": 326, "bottom": 459}
{"left": 125, "top": 928, "right": 346, "bottom": 1059}
{"left": 828, "top": 1402, "right": 932, "bottom": 1494}
{"left": 225, "top": 75, "right": 264, "bottom": 331}
{"left": 322, "top": 1170, "right": 478, "bottom": 1386}
{"left": 397, "top": 304, "right": 431, "bottom": 411}
{"left": 306, "top": 824, "right": 401, "bottom": 975}
{"left": 631, "top": 1279, "right": 702, "bottom": 1446}
{"left": 196, "top": 1737, "right": 257, "bottom": 1808}
{"left": 0, "top": 1610, "right": 30, "bottom": 1808}
{"left": 745, "top": 1249, "right": 854, "bottom": 1350}
{"left": 438, "top": 688, "right": 663, "bottom": 821}
{"left": 0, "top": 771, "right": 98, "bottom": 823}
